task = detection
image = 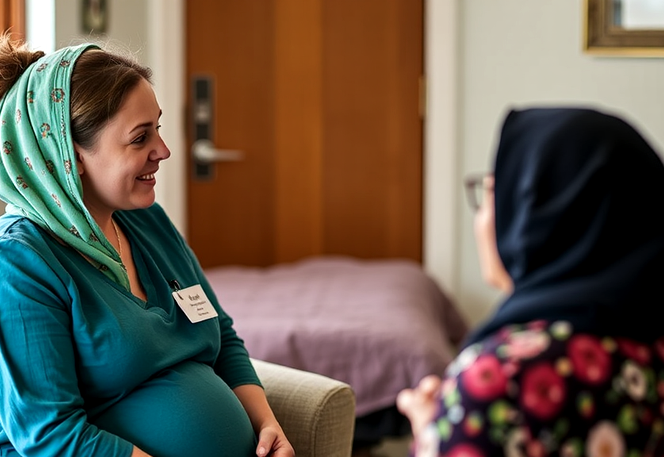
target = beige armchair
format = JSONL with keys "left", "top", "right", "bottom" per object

{"left": 251, "top": 359, "right": 356, "bottom": 457}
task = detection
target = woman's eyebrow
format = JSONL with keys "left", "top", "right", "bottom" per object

{"left": 128, "top": 110, "right": 163, "bottom": 134}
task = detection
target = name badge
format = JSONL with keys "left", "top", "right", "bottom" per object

{"left": 172, "top": 284, "right": 218, "bottom": 323}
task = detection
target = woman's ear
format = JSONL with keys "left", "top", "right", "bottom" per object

{"left": 73, "top": 143, "right": 85, "bottom": 176}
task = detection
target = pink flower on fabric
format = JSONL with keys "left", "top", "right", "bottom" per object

{"left": 568, "top": 335, "right": 611, "bottom": 385}
{"left": 461, "top": 354, "right": 508, "bottom": 401}
{"left": 446, "top": 443, "right": 485, "bottom": 457}
{"left": 616, "top": 338, "right": 651, "bottom": 366}
{"left": 585, "top": 421, "right": 625, "bottom": 457}
{"left": 503, "top": 330, "right": 550, "bottom": 360}
{"left": 520, "top": 362, "right": 566, "bottom": 420}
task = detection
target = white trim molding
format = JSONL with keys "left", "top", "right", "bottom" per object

{"left": 147, "top": 0, "right": 187, "bottom": 236}
{"left": 423, "top": 0, "right": 459, "bottom": 299}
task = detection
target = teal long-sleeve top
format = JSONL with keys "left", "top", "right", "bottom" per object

{"left": 0, "top": 204, "right": 261, "bottom": 457}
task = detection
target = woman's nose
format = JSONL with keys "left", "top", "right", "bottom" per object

{"left": 151, "top": 137, "right": 171, "bottom": 161}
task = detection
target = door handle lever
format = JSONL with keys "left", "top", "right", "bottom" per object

{"left": 192, "top": 139, "right": 244, "bottom": 164}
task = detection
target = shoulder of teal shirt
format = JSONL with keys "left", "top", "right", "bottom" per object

{"left": 0, "top": 214, "right": 135, "bottom": 456}
{"left": 0, "top": 212, "right": 72, "bottom": 305}
{"left": 116, "top": 203, "right": 262, "bottom": 389}
{"left": 0, "top": 209, "right": 34, "bottom": 237}
{"left": 0, "top": 211, "right": 76, "bottom": 292}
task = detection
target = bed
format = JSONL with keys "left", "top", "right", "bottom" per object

{"left": 203, "top": 255, "right": 467, "bottom": 447}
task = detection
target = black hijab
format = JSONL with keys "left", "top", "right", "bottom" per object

{"left": 463, "top": 107, "right": 664, "bottom": 347}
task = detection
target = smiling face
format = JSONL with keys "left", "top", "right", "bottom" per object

{"left": 75, "top": 78, "right": 170, "bottom": 222}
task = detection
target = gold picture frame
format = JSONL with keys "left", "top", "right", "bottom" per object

{"left": 81, "top": 0, "right": 107, "bottom": 35}
{"left": 584, "top": 0, "right": 664, "bottom": 57}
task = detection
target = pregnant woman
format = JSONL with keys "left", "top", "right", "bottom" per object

{"left": 0, "top": 33, "right": 294, "bottom": 457}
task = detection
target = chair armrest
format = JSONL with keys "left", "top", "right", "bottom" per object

{"left": 251, "top": 358, "right": 356, "bottom": 457}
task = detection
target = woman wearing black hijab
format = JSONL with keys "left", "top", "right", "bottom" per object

{"left": 397, "top": 108, "right": 664, "bottom": 456}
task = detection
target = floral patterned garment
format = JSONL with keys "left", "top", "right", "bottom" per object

{"left": 413, "top": 320, "right": 664, "bottom": 457}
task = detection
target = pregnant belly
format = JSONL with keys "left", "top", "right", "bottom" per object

{"left": 91, "top": 361, "right": 256, "bottom": 457}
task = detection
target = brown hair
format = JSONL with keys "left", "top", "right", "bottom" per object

{"left": 0, "top": 32, "right": 153, "bottom": 150}
{"left": 0, "top": 33, "right": 45, "bottom": 100}
{"left": 70, "top": 47, "right": 153, "bottom": 149}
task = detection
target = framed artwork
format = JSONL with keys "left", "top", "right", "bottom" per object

{"left": 81, "top": 0, "right": 107, "bottom": 34}
{"left": 585, "top": 0, "right": 664, "bottom": 56}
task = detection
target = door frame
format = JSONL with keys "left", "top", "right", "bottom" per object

{"left": 148, "top": 0, "right": 460, "bottom": 298}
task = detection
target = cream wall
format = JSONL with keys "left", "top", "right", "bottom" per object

{"left": 19, "top": 1, "right": 664, "bottom": 330}
{"left": 54, "top": 0, "right": 148, "bottom": 56}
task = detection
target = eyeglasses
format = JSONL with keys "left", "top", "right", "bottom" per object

{"left": 464, "top": 173, "right": 493, "bottom": 211}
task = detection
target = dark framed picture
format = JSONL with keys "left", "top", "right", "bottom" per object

{"left": 81, "top": 0, "right": 107, "bottom": 34}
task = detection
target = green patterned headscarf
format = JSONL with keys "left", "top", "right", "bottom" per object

{"left": 0, "top": 43, "right": 130, "bottom": 291}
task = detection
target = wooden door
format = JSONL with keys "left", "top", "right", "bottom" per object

{"left": 185, "top": 0, "right": 423, "bottom": 268}
{"left": 1, "top": 0, "right": 25, "bottom": 39}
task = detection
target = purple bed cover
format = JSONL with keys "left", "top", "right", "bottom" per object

{"left": 204, "top": 256, "right": 468, "bottom": 417}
